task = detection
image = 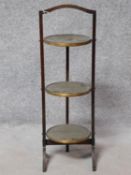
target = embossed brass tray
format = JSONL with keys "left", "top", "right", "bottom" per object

{"left": 44, "top": 34, "right": 92, "bottom": 47}
{"left": 47, "top": 124, "right": 91, "bottom": 144}
{"left": 45, "top": 81, "right": 92, "bottom": 97}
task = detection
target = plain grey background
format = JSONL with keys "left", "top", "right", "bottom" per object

{"left": 0, "top": 1, "right": 131, "bottom": 175}
{"left": 0, "top": 0, "right": 131, "bottom": 129}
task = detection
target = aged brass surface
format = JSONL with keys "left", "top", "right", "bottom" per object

{"left": 45, "top": 81, "right": 92, "bottom": 97}
{"left": 44, "top": 34, "right": 92, "bottom": 47}
{"left": 46, "top": 124, "right": 91, "bottom": 144}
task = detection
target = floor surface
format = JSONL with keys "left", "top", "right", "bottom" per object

{"left": 0, "top": 124, "right": 131, "bottom": 175}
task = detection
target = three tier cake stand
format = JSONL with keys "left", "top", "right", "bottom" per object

{"left": 39, "top": 4, "right": 97, "bottom": 172}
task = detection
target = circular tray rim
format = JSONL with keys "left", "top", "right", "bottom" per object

{"left": 45, "top": 81, "right": 92, "bottom": 97}
{"left": 44, "top": 34, "right": 92, "bottom": 47}
{"left": 46, "top": 124, "right": 91, "bottom": 144}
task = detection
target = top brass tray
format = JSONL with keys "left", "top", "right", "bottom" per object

{"left": 44, "top": 34, "right": 92, "bottom": 47}
{"left": 45, "top": 81, "right": 92, "bottom": 97}
{"left": 47, "top": 124, "right": 91, "bottom": 144}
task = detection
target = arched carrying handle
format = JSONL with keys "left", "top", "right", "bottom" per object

{"left": 43, "top": 4, "right": 96, "bottom": 14}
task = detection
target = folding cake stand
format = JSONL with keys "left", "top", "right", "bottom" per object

{"left": 39, "top": 4, "right": 97, "bottom": 172}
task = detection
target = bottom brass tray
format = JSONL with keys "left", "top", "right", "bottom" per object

{"left": 46, "top": 124, "right": 91, "bottom": 144}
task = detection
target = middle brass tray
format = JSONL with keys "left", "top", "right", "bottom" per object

{"left": 45, "top": 81, "right": 92, "bottom": 97}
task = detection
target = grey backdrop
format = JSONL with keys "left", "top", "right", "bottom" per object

{"left": 0, "top": 0, "right": 131, "bottom": 129}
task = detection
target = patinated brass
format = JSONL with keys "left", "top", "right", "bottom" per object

{"left": 44, "top": 34, "right": 92, "bottom": 47}
{"left": 46, "top": 124, "right": 91, "bottom": 144}
{"left": 45, "top": 81, "right": 92, "bottom": 97}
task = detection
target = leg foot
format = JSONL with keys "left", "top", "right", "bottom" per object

{"left": 66, "top": 145, "right": 69, "bottom": 152}
{"left": 43, "top": 147, "right": 47, "bottom": 172}
{"left": 92, "top": 145, "right": 96, "bottom": 171}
